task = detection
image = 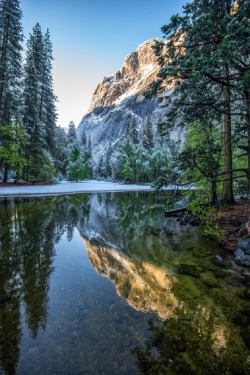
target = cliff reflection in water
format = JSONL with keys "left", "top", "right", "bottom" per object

{"left": 77, "top": 192, "right": 250, "bottom": 374}
{"left": 0, "top": 192, "right": 249, "bottom": 374}
{"left": 85, "top": 241, "right": 178, "bottom": 320}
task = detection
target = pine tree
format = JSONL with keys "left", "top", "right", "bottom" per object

{"left": 23, "top": 23, "right": 46, "bottom": 181}
{"left": 0, "top": 0, "right": 23, "bottom": 125}
{"left": 178, "top": 121, "right": 223, "bottom": 203}
{"left": 118, "top": 137, "right": 135, "bottom": 182}
{"left": 0, "top": 0, "right": 23, "bottom": 181}
{"left": 67, "top": 121, "right": 77, "bottom": 145}
{"left": 66, "top": 142, "right": 90, "bottom": 181}
{"left": 97, "top": 144, "right": 113, "bottom": 179}
{"left": 54, "top": 126, "right": 68, "bottom": 176}
{"left": 80, "top": 130, "right": 87, "bottom": 147}
{"left": 146, "top": 0, "right": 246, "bottom": 203}
{"left": 135, "top": 143, "right": 149, "bottom": 182}
{"left": 128, "top": 118, "right": 139, "bottom": 144}
{"left": 225, "top": 0, "right": 250, "bottom": 201}
{"left": 150, "top": 143, "right": 170, "bottom": 181}
{"left": 42, "top": 29, "right": 57, "bottom": 156}
{"left": 0, "top": 121, "right": 29, "bottom": 181}
{"left": 97, "top": 154, "right": 105, "bottom": 177}
{"left": 105, "top": 144, "right": 112, "bottom": 178}
{"left": 143, "top": 117, "right": 154, "bottom": 150}
{"left": 22, "top": 23, "right": 57, "bottom": 182}
{"left": 85, "top": 136, "right": 92, "bottom": 178}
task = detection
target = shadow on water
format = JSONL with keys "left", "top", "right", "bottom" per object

{"left": 0, "top": 192, "right": 249, "bottom": 374}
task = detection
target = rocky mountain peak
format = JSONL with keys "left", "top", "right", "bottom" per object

{"left": 77, "top": 37, "right": 185, "bottom": 175}
{"left": 88, "top": 39, "right": 161, "bottom": 112}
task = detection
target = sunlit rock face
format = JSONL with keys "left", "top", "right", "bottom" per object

{"left": 77, "top": 39, "right": 184, "bottom": 173}
{"left": 84, "top": 239, "right": 178, "bottom": 320}
{"left": 88, "top": 39, "right": 161, "bottom": 112}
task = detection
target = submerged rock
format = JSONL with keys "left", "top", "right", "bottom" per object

{"left": 241, "top": 328, "right": 250, "bottom": 349}
{"left": 177, "top": 264, "right": 200, "bottom": 278}
{"left": 234, "top": 309, "right": 250, "bottom": 327}
{"left": 212, "top": 255, "right": 223, "bottom": 266}
{"left": 214, "top": 269, "right": 232, "bottom": 279}
{"left": 202, "top": 275, "right": 218, "bottom": 288}
{"left": 234, "top": 246, "right": 250, "bottom": 267}
{"left": 237, "top": 239, "right": 250, "bottom": 254}
{"left": 240, "top": 288, "right": 250, "bottom": 300}
{"left": 224, "top": 275, "right": 244, "bottom": 287}
{"left": 178, "top": 216, "right": 200, "bottom": 226}
{"left": 211, "top": 255, "right": 233, "bottom": 269}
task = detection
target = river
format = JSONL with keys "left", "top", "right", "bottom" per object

{"left": 0, "top": 192, "right": 249, "bottom": 374}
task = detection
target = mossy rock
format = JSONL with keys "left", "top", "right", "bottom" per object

{"left": 177, "top": 264, "right": 200, "bottom": 278}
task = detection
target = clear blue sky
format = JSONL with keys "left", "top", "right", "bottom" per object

{"left": 20, "top": 0, "right": 186, "bottom": 128}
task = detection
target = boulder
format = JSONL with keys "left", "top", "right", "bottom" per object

{"left": 237, "top": 238, "right": 250, "bottom": 254}
{"left": 211, "top": 255, "right": 232, "bottom": 269}
{"left": 234, "top": 246, "right": 250, "bottom": 267}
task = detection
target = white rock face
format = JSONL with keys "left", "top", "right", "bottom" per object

{"left": 77, "top": 39, "right": 185, "bottom": 173}
{"left": 88, "top": 39, "right": 160, "bottom": 111}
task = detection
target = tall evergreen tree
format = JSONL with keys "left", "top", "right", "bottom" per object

{"left": 54, "top": 126, "right": 68, "bottom": 176}
{"left": 42, "top": 29, "right": 57, "bottom": 156}
{"left": 67, "top": 121, "right": 77, "bottom": 145}
{"left": 128, "top": 118, "right": 139, "bottom": 144}
{"left": 0, "top": 0, "right": 23, "bottom": 181}
{"left": 0, "top": 121, "right": 29, "bottom": 181}
{"left": 146, "top": 0, "right": 249, "bottom": 203}
{"left": 0, "top": 0, "right": 23, "bottom": 125}
{"left": 178, "top": 121, "right": 223, "bottom": 203}
{"left": 80, "top": 130, "right": 87, "bottom": 147}
{"left": 22, "top": 23, "right": 57, "bottom": 181}
{"left": 225, "top": 0, "right": 250, "bottom": 200}
{"left": 143, "top": 117, "right": 154, "bottom": 150}
{"left": 23, "top": 23, "right": 46, "bottom": 180}
{"left": 67, "top": 142, "right": 89, "bottom": 182}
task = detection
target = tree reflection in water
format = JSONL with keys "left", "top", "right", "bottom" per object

{"left": 0, "top": 192, "right": 249, "bottom": 374}
{"left": 76, "top": 193, "right": 250, "bottom": 374}
{"left": 132, "top": 314, "right": 249, "bottom": 375}
{"left": 0, "top": 195, "right": 89, "bottom": 374}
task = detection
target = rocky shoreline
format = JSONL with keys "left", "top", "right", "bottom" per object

{"left": 215, "top": 199, "right": 250, "bottom": 267}
{"left": 173, "top": 198, "right": 250, "bottom": 270}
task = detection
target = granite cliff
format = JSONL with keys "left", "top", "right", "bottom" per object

{"left": 77, "top": 39, "right": 184, "bottom": 174}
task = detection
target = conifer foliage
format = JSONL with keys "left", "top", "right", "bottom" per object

{"left": 0, "top": 1, "right": 65, "bottom": 183}
{"left": 146, "top": 0, "right": 250, "bottom": 203}
{"left": 114, "top": 118, "right": 171, "bottom": 183}
{"left": 0, "top": 0, "right": 23, "bottom": 125}
{"left": 0, "top": 0, "right": 23, "bottom": 181}
{"left": 23, "top": 23, "right": 57, "bottom": 182}
{"left": 66, "top": 121, "right": 91, "bottom": 181}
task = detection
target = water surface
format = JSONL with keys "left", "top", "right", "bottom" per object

{"left": 0, "top": 192, "right": 249, "bottom": 374}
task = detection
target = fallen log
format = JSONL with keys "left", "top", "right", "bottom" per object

{"left": 165, "top": 206, "right": 189, "bottom": 216}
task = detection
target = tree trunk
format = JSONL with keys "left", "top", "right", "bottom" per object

{"left": 211, "top": 179, "right": 218, "bottom": 204}
{"left": 3, "top": 165, "right": 8, "bottom": 183}
{"left": 222, "top": 65, "right": 234, "bottom": 204}
{"left": 245, "top": 91, "right": 250, "bottom": 236}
